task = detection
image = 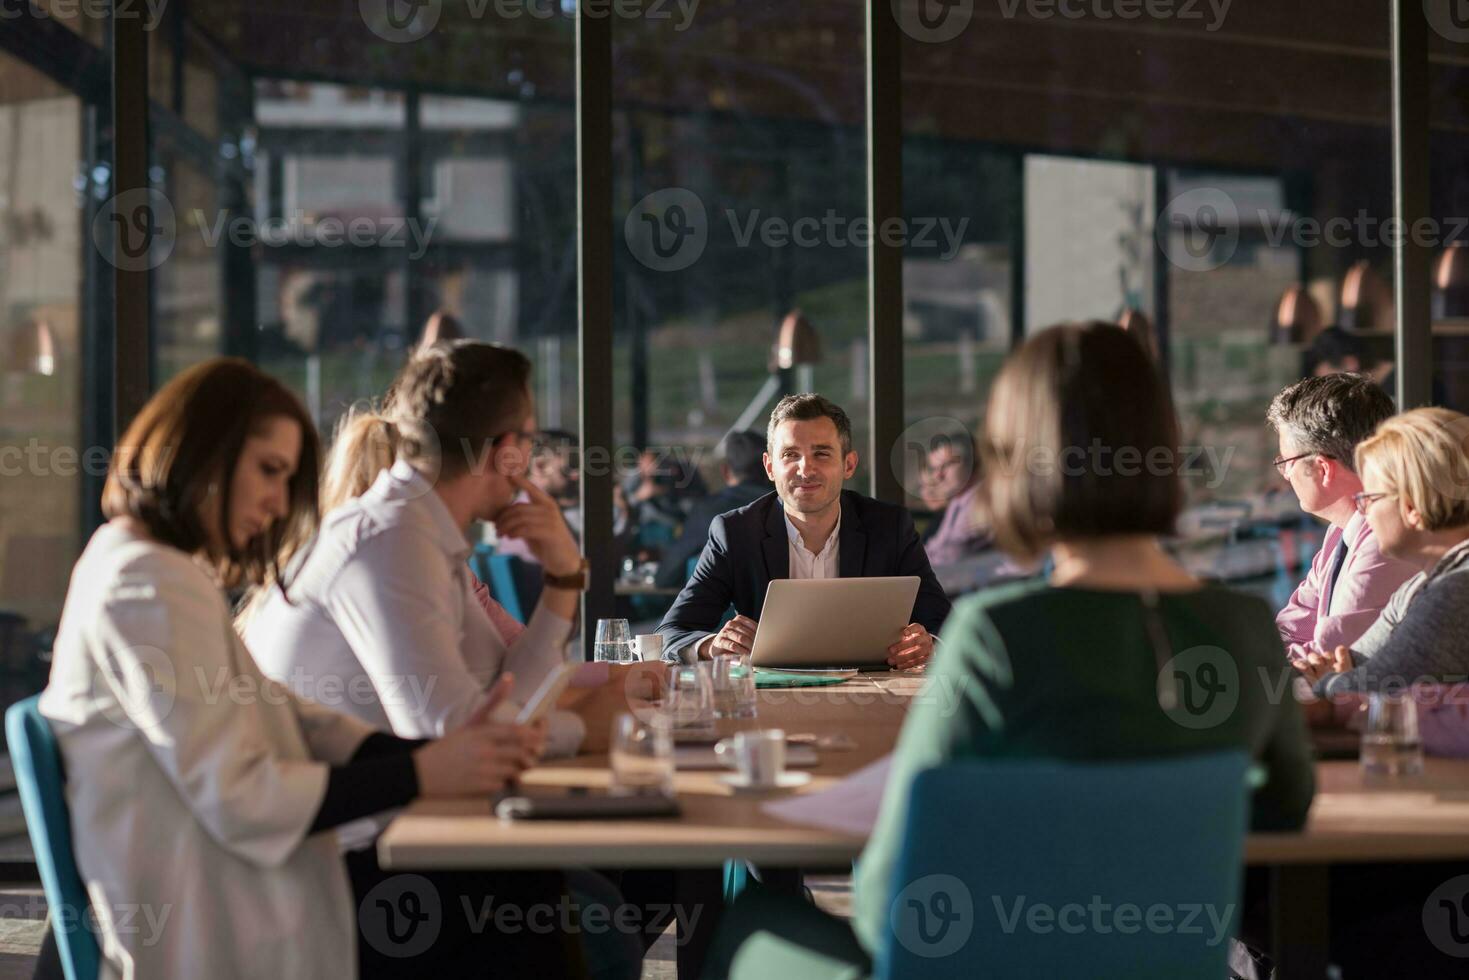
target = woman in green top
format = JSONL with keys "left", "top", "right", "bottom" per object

{"left": 708, "top": 321, "right": 1315, "bottom": 976}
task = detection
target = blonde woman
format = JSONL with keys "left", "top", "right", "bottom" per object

{"left": 1299, "top": 407, "right": 1469, "bottom": 694}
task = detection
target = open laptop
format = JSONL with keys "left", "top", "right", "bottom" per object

{"left": 748, "top": 576, "right": 921, "bottom": 670}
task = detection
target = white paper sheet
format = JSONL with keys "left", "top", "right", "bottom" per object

{"left": 759, "top": 753, "right": 893, "bottom": 837}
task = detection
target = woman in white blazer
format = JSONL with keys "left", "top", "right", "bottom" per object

{"left": 38, "top": 359, "right": 576, "bottom": 980}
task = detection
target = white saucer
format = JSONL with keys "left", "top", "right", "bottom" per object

{"left": 718, "top": 771, "right": 812, "bottom": 793}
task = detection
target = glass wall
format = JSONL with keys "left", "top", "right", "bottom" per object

{"left": 610, "top": 0, "right": 869, "bottom": 602}
{"left": 0, "top": 0, "right": 1451, "bottom": 657}
{"left": 0, "top": 47, "right": 105, "bottom": 700}
{"left": 1430, "top": 20, "right": 1469, "bottom": 410}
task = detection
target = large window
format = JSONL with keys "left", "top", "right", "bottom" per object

{"left": 0, "top": 0, "right": 1454, "bottom": 663}
{"left": 0, "top": 43, "right": 107, "bottom": 700}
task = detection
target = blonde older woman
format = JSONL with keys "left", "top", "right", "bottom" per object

{"left": 1300, "top": 407, "right": 1469, "bottom": 695}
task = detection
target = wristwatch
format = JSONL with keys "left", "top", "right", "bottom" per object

{"left": 543, "top": 558, "right": 590, "bottom": 591}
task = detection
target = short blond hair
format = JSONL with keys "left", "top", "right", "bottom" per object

{"left": 1356, "top": 407, "right": 1469, "bottom": 531}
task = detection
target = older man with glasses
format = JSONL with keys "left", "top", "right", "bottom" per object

{"left": 1266, "top": 373, "right": 1418, "bottom": 660}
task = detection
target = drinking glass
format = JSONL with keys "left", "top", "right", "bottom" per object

{"left": 1361, "top": 692, "right": 1424, "bottom": 776}
{"left": 609, "top": 712, "right": 675, "bottom": 796}
{"left": 594, "top": 618, "right": 635, "bottom": 663}
{"left": 712, "top": 654, "right": 758, "bottom": 719}
{"left": 665, "top": 663, "right": 715, "bottom": 736}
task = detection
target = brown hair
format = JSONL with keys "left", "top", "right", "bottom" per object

{"left": 980, "top": 322, "right": 1183, "bottom": 560}
{"left": 102, "top": 358, "right": 320, "bottom": 589}
{"left": 387, "top": 340, "right": 534, "bottom": 481}
{"left": 767, "top": 393, "right": 853, "bottom": 456}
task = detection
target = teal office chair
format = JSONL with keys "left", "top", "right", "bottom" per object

{"left": 486, "top": 555, "right": 529, "bottom": 624}
{"left": 718, "top": 752, "right": 1249, "bottom": 980}
{"left": 876, "top": 752, "right": 1250, "bottom": 979}
{"left": 469, "top": 548, "right": 530, "bottom": 625}
{"left": 6, "top": 696, "right": 100, "bottom": 980}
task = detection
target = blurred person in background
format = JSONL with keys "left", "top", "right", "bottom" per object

{"left": 654, "top": 430, "right": 771, "bottom": 588}
{"left": 919, "top": 431, "right": 992, "bottom": 567}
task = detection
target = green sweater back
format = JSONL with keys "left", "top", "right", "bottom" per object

{"left": 852, "top": 580, "right": 1316, "bottom": 953}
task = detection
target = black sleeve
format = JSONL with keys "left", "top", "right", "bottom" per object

{"left": 308, "top": 733, "right": 428, "bottom": 834}
{"left": 657, "top": 513, "right": 739, "bottom": 661}
{"left": 895, "top": 506, "right": 953, "bottom": 635}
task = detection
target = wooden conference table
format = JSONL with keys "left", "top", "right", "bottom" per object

{"left": 380, "top": 672, "right": 1469, "bottom": 978}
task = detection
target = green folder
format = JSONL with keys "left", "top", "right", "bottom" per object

{"left": 754, "top": 670, "right": 850, "bottom": 688}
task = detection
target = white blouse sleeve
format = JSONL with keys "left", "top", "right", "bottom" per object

{"left": 92, "top": 555, "right": 331, "bottom": 867}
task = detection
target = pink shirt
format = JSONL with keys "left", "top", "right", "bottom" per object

{"left": 471, "top": 576, "right": 527, "bottom": 643}
{"left": 1276, "top": 513, "right": 1417, "bottom": 654}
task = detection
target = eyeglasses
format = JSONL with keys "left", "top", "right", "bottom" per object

{"left": 1272, "top": 452, "right": 1318, "bottom": 476}
{"left": 1352, "top": 491, "right": 1395, "bottom": 515}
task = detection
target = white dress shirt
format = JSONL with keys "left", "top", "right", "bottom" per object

{"left": 41, "top": 522, "right": 374, "bottom": 980}
{"left": 785, "top": 508, "right": 841, "bottom": 580}
{"left": 247, "top": 460, "right": 584, "bottom": 755}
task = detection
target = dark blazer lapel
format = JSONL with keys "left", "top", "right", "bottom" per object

{"left": 761, "top": 497, "right": 790, "bottom": 583}
{"left": 838, "top": 491, "right": 866, "bottom": 579}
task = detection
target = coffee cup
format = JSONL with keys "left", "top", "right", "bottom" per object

{"left": 634, "top": 634, "right": 665, "bottom": 662}
{"left": 714, "top": 729, "right": 786, "bottom": 787}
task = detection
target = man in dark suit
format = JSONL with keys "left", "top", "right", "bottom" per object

{"left": 658, "top": 393, "right": 951, "bottom": 667}
{"left": 653, "top": 430, "right": 772, "bottom": 589}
